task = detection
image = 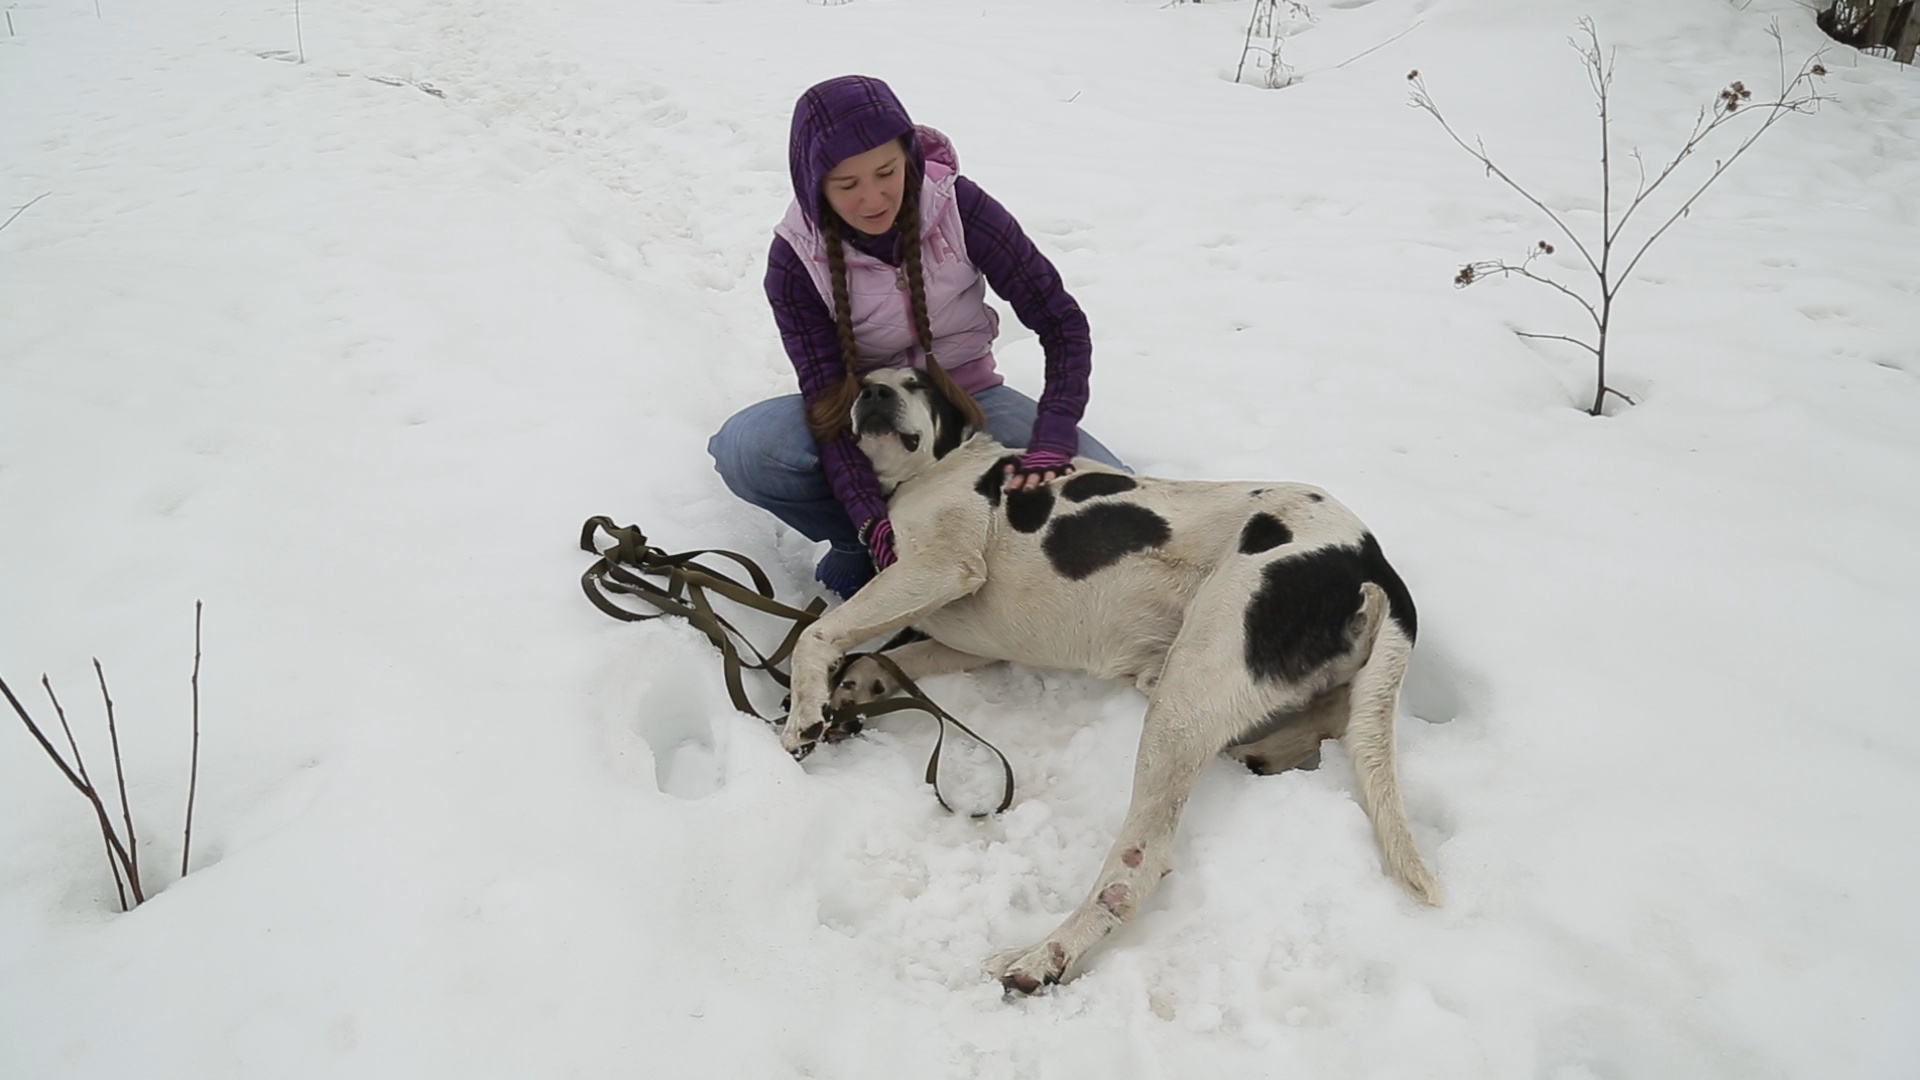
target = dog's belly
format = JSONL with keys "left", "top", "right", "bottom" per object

{"left": 914, "top": 572, "right": 1192, "bottom": 686}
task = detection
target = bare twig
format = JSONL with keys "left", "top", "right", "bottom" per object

{"left": 1584, "top": 22, "right": 1615, "bottom": 302}
{"left": 3, "top": 675, "right": 141, "bottom": 909}
{"left": 94, "top": 659, "right": 144, "bottom": 903}
{"left": 1457, "top": 256, "right": 1603, "bottom": 327}
{"left": 1409, "top": 80, "right": 1604, "bottom": 278}
{"left": 45, "top": 677, "right": 130, "bottom": 910}
{"left": 1236, "top": 2, "right": 1262, "bottom": 84}
{"left": 182, "top": 602, "right": 202, "bottom": 877}
{"left": 1616, "top": 45, "right": 1827, "bottom": 287}
{"left": 1, "top": 192, "right": 52, "bottom": 234}
{"left": 1330, "top": 21, "right": 1422, "bottom": 71}
{"left": 1515, "top": 331, "right": 1602, "bottom": 356}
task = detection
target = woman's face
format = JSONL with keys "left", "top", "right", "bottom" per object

{"left": 823, "top": 139, "right": 907, "bottom": 236}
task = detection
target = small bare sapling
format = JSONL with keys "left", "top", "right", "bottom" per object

{"left": 3, "top": 602, "right": 206, "bottom": 910}
{"left": 1237, "top": 0, "right": 1313, "bottom": 89}
{"left": 1409, "top": 20, "right": 1827, "bottom": 415}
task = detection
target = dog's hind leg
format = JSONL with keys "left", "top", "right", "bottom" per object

{"left": 987, "top": 577, "right": 1281, "bottom": 993}
{"left": 1341, "top": 619, "right": 1442, "bottom": 906}
{"left": 988, "top": 685, "right": 1224, "bottom": 994}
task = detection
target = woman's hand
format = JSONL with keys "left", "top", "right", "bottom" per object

{"left": 1003, "top": 448, "right": 1075, "bottom": 492}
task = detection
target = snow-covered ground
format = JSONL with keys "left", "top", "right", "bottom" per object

{"left": 4, "top": 0, "right": 1918, "bottom": 1075}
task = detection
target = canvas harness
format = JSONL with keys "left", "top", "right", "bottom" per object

{"left": 578, "top": 517, "right": 1013, "bottom": 815}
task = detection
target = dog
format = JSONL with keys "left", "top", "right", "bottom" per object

{"left": 780, "top": 367, "right": 1440, "bottom": 994}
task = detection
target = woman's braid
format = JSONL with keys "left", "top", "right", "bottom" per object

{"left": 805, "top": 213, "right": 866, "bottom": 440}
{"left": 897, "top": 176, "right": 987, "bottom": 431}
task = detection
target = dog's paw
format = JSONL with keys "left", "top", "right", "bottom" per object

{"left": 831, "top": 655, "right": 899, "bottom": 711}
{"left": 779, "top": 712, "right": 826, "bottom": 758}
{"left": 986, "top": 940, "right": 1068, "bottom": 996}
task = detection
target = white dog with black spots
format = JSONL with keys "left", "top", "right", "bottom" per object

{"left": 781, "top": 367, "right": 1441, "bottom": 994}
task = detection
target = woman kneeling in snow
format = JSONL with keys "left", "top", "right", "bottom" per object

{"left": 708, "top": 74, "right": 1126, "bottom": 598}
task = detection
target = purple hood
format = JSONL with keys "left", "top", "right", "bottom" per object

{"left": 788, "top": 75, "right": 924, "bottom": 227}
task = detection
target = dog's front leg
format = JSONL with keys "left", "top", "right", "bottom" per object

{"left": 782, "top": 554, "right": 987, "bottom": 756}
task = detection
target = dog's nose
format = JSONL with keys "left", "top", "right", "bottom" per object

{"left": 859, "top": 383, "right": 895, "bottom": 402}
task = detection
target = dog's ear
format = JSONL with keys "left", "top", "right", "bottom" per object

{"left": 925, "top": 386, "right": 967, "bottom": 460}
{"left": 923, "top": 359, "right": 983, "bottom": 460}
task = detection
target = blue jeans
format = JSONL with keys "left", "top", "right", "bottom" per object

{"left": 708, "top": 383, "right": 1128, "bottom": 550}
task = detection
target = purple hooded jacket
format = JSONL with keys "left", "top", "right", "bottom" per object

{"left": 766, "top": 75, "right": 1095, "bottom": 535}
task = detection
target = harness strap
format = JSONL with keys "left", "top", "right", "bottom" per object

{"left": 579, "top": 517, "right": 1013, "bottom": 815}
{"left": 841, "top": 652, "right": 1015, "bottom": 817}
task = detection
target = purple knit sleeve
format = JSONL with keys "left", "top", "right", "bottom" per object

{"left": 953, "top": 176, "right": 1090, "bottom": 457}
{"left": 765, "top": 236, "right": 889, "bottom": 529}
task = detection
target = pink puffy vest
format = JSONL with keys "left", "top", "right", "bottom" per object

{"left": 774, "top": 154, "right": 1005, "bottom": 396}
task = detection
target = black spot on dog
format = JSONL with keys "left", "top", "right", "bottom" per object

{"left": 1238, "top": 512, "right": 1293, "bottom": 554}
{"left": 1242, "top": 538, "right": 1417, "bottom": 682}
{"left": 1249, "top": 488, "right": 1268, "bottom": 497}
{"left": 1060, "top": 472, "right": 1138, "bottom": 503}
{"left": 1307, "top": 492, "right": 1324, "bottom": 503}
{"left": 1042, "top": 504, "right": 1172, "bottom": 580}
{"left": 1005, "top": 485, "right": 1055, "bottom": 533}
{"left": 1242, "top": 544, "right": 1383, "bottom": 683}
{"left": 975, "top": 456, "right": 1022, "bottom": 506}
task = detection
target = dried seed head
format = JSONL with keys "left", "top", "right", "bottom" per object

{"left": 1536, "top": 240, "right": 1555, "bottom": 254}
{"left": 1812, "top": 63, "right": 1828, "bottom": 77}
{"left": 1455, "top": 264, "right": 1477, "bottom": 287}
{"left": 1407, "top": 69, "right": 1419, "bottom": 80}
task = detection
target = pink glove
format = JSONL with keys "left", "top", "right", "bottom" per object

{"left": 860, "top": 517, "right": 898, "bottom": 570}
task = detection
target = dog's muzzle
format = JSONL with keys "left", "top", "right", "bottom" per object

{"left": 852, "top": 382, "right": 919, "bottom": 452}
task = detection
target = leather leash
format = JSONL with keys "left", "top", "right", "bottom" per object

{"left": 578, "top": 517, "right": 1014, "bottom": 815}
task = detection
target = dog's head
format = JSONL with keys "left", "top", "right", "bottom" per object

{"left": 849, "top": 367, "right": 977, "bottom": 487}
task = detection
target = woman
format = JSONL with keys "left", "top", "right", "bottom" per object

{"left": 709, "top": 75, "right": 1125, "bottom": 597}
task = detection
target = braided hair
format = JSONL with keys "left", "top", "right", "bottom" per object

{"left": 804, "top": 147, "right": 988, "bottom": 442}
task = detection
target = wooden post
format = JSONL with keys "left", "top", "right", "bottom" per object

{"left": 1896, "top": 4, "right": 1920, "bottom": 63}
{"left": 1866, "top": 0, "right": 1899, "bottom": 46}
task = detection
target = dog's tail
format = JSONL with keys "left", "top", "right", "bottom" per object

{"left": 1344, "top": 583, "right": 1442, "bottom": 906}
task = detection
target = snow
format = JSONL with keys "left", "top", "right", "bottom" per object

{"left": 4, "top": 0, "right": 1919, "bottom": 1075}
